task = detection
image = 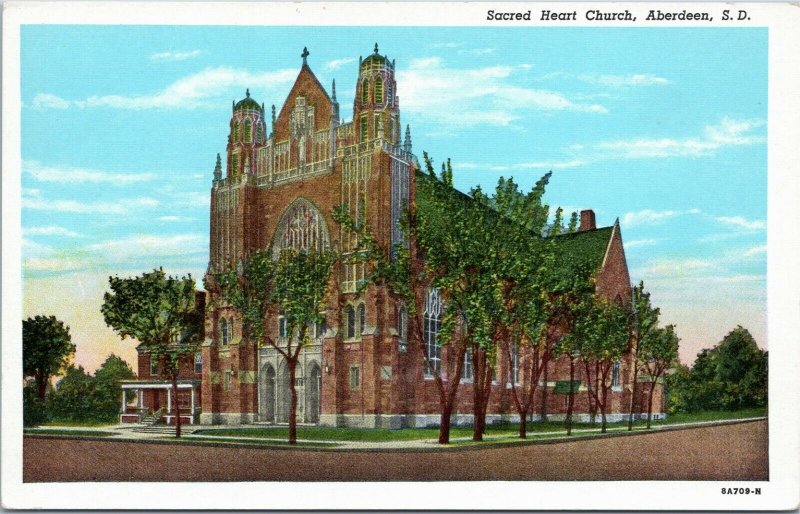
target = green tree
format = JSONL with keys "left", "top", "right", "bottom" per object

{"left": 23, "top": 382, "right": 49, "bottom": 427}
{"left": 714, "top": 326, "right": 767, "bottom": 409}
{"left": 627, "top": 282, "right": 661, "bottom": 430}
{"left": 47, "top": 365, "right": 97, "bottom": 422}
{"left": 574, "top": 298, "right": 630, "bottom": 432}
{"left": 216, "top": 248, "right": 335, "bottom": 445}
{"left": 639, "top": 324, "right": 680, "bottom": 428}
{"left": 23, "top": 315, "right": 76, "bottom": 399}
{"left": 101, "top": 269, "right": 203, "bottom": 437}
{"left": 93, "top": 354, "right": 136, "bottom": 422}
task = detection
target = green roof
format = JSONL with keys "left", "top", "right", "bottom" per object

{"left": 550, "top": 226, "right": 614, "bottom": 274}
{"left": 234, "top": 89, "right": 262, "bottom": 113}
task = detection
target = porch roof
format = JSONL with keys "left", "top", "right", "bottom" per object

{"left": 120, "top": 379, "right": 200, "bottom": 390}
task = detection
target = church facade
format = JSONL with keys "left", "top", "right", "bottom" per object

{"left": 144, "top": 45, "right": 663, "bottom": 428}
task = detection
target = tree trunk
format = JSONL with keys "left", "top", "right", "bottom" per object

{"left": 472, "top": 348, "right": 492, "bottom": 442}
{"left": 519, "top": 408, "right": 528, "bottom": 439}
{"left": 566, "top": 356, "right": 576, "bottom": 436}
{"left": 36, "top": 371, "right": 48, "bottom": 400}
{"left": 600, "top": 383, "right": 608, "bottom": 433}
{"left": 289, "top": 359, "right": 298, "bottom": 444}
{"left": 646, "top": 379, "right": 657, "bottom": 429}
{"left": 172, "top": 374, "right": 182, "bottom": 438}
{"left": 540, "top": 359, "right": 549, "bottom": 422}
{"left": 438, "top": 404, "right": 453, "bottom": 444}
{"left": 628, "top": 348, "right": 640, "bottom": 431}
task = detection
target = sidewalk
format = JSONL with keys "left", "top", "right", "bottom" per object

{"left": 28, "top": 416, "right": 766, "bottom": 450}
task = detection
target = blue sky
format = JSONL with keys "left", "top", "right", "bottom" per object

{"left": 20, "top": 26, "right": 767, "bottom": 370}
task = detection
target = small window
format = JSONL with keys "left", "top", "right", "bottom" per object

{"left": 279, "top": 314, "right": 288, "bottom": 338}
{"left": 462, "top": 348, "right": 473, "bottom": 381}
{"left": 233, "top": 120, "right": 240, "bottom": 143}
{"left": 244, "top": 118, "right": 252, "bottom": 142}
{"left": 349, "top": 366, "right": 360, "bottom": 389}
{"left": 231, "top": 153, "right": 239, "bottom": 176}
{"left": 510, "top": 339, "right": 520, "bottom": 384}
{"left": 612, "top": 360, "right": 621, "bottom": 389}
{"left": 359, "top": 116, "right": 368, "bottom": 142}
{"left": 257, "top": 122, "right": 264, "bottom": 143}
{"left": 150, "top": 354, "right": 158, "bottom": 376}
{"left": 224, "top": 371, "right": 233, "bottom": 391}
{"left": 387, "top": 79, "right": 393, "bottom": 106}
{"left": 397, "top": 305, "right": 407, "bottom": 340}
{"left": 221, "top": 317, "right": 233, "bottom": 346}
{"left": 345, "top": 305, "right": 356, "bottom": 339}
{"left": 194, "top": 352, "right": 202, "bottom": 374}
{"left": 374, "top": 77, "right": 383, "bottom": 103}
{"left": 361, "top": 79, "right": 369, "bottom": 103}
{"left": 358, "top": 303, "right": 366, "bottom": 336}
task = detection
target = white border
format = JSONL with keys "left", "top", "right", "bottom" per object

{"left": 3, "top": 2, "right": 799, "bottom": 511}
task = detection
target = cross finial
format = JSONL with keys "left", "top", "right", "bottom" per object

{"left": 301, "top": 46, "right": 309, "bottom": 65}
{"left": 374, "top": 42, "right": 379, "bottom": 54}
{"left": 245, "top": 88, "right": 250, "bottom": 98}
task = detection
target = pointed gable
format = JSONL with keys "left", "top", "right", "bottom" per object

{"left": 272, "top": 64, "right": 333, "bottom": 142}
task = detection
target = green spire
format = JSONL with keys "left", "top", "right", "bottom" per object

{"left": 332, "top": 78, "right": 337, "bottom": 102}
{"left": 213, "top": 153, "right": 222, "bottom": 181}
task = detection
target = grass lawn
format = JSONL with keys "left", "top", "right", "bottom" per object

{"left": 24, "top": 428, "right": 117, "bottom": 437}
{"left": 194, "top": 407, "right": 766, "bottom": 442}
{"left": 40, "top": 420, "right": 117, "bottom": 427}
{"left": 179, "top": 436, "right": 336, "bottom": 448}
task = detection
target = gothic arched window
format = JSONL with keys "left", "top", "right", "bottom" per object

{"left": 256, "top": 121, "right": 265, "bottom": 143}
{"left": 345, "top": 305, "right": 356, "bottom": 339}
{"left": 272, "top": 199, "right": 330, "bottom": 258}
{"left": 244, "top": 118, "right": 252, "bottom": 142}
{"left": 233, "top": 120, "right": 240, "bottom": 143}
{"left": 358, "top": 303, "right": 366, "bottom": 336}
{"left": 361, "top": 79, "right": 369, "bottom": 103}
{"left": 423, "top": 288, "right": 442, "bottom": 377}
{"left": 220, "top": 318, "right": 230, "bottom": 346}
{"left": 374, "top": 77, "right": 384, "bottom": 103}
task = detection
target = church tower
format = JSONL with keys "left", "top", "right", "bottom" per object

{"left": 227, "top": 89, "right": 267, "bottom": 178}
{"left": 354, "top": 43, "right": 401, "bottom": 145}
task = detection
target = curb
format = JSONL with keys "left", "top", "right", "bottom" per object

{"left": 23, "top": 417, "right": 767, "bottom": 454}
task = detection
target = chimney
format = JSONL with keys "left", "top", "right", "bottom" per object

{"left": 579, "top": 210, "right": 596, "bottom": 232}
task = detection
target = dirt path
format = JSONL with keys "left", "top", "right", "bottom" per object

{"left": 23, "top": 419, "right": 767, "bottom": 482}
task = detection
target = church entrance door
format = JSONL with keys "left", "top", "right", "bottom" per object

{"left": 306, "top": 363, "right": 321, "bottom": 423}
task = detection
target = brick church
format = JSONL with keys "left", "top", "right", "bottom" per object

{"left": 122, "top": 45, "right": 664, "bottom": 428}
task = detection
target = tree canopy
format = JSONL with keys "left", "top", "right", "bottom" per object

{"left": 23, "top": 315, "right": 76, "bottom": 399}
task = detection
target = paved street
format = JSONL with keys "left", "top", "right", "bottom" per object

{"left": 24, "top": 419, "right": 768, "bottom": 481}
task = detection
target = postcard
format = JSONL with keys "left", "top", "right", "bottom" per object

{"left": 2, "top": 1, "right": 799, "bottom": 510}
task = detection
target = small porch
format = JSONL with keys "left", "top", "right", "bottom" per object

{"left": 119, "top": 379, "right": 201, "bottom": 425}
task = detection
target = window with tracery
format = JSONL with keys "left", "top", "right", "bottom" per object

{"left": 273, "top": 200, "right": 329, "bottom": 256}
{"left": 233, "top": 120, "right": 240, "bottom": 143}
{"left": 358, "top": 303, "right": 366, "bottom": 336}
{"left": 244, "top": 118, "right": 252, "bottom": 142}
{"left": 345, "top": 305, "right": 356, "bottom": 339}
{"left": 423, "top": 288, "right": 442, "bottom": 377}
{"left": 374, "top": 77, "right": 383, "bottom": 103}
{"left": 361, "top": 79, "right": 369, "bottom": 103}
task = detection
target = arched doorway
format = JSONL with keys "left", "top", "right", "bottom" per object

{"left": 276, "top": 362, "right": 291, "bottom": 423}
{"left": 260, "top": 364, "right": 275, "bottom": 423}
{"left": 306, "top": 362, "right": 321, "bottom": 424}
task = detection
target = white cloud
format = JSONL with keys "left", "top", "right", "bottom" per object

{"left": 581, "top": 73, "right": 669, "bottom": 87}
{"left": 24, "top": 226, "right": 82, "bottom": 238}
{"left": 595, "top": 117, "right": 765, "bottom": 159}
{"left": 460, "top": 159, "right": 586, "bottom": 171}
{"left": 396, "top": 57, "right": 607, "bottom": 128}
{"left": 86, "top": 234, "right": 206, "bottom": 257}
{"left": 158, "top": 215, "right": 195, "bottom": 223}
{"left": 716, "top": 215, "right": 766, "bottom": 231}
{"left": 150, "top": 50, "right": 203, "bottom": 61}
{"left": 326, "top": 57, "right": 356, "bottom": 71}
{"left": 460, "top": 48, "right": 495, "bottom": 56}
{"left": 741, "top": 244, "right": 767, "bottom": 257}
{"left": 32, "top": 93, "right": 70, "bottom": 109}
{"left": 36, "top": 66, "right": 297, "bottom": 110}
{"left": 621, "top": 209, "right": 681, "bottom": 227}
{"left": 23, "top": 193, "right": 159, "bottom": 215}
{"left": 24, "top": 160, "right": 155, "bottom": 184}
{"left": 429, "top": 42, "right": 463, "bottom": 49}
{"left": 624, "top": 238, "right": 660, "bottom": 248}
